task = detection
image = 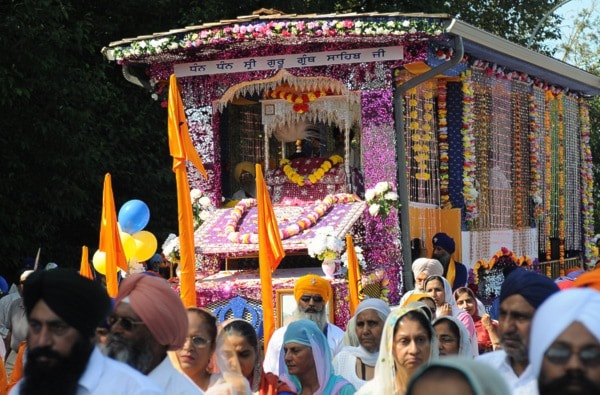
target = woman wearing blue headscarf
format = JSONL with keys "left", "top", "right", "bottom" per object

{"left": 279, "top": 320, "right": 354, "bottom": 395}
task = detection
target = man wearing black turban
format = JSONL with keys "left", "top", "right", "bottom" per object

{"left": 476, "top": 267, "right": 559, "bottom": 395}
{"left": 11, "top": 268, "right": 163, "bottom": 395}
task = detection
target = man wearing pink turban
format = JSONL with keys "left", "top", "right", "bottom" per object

{"left": 105, "top": 273, "right": 202, "bottom": 394}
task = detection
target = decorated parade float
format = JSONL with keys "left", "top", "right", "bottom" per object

{"left": 103, "top": 10, "right": 600, "bottom": 327}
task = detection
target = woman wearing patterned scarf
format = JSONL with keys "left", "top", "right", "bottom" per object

{"left": 357, "top": 307, "right": 439, "bottom": 395}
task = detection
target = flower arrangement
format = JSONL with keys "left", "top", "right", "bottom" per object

{"left": 359, "top": 269, "right": 390, "bottom": 302}
{"left": 340, "top": 244, "right": 367, "bottom": 271}
{"left": 306, "top": 226, "right": 345, "bottom": 261}
{"left": 364, "top": 181, "right": 399, "bottom": 220}
{"left": 162, "top": 233, "right": 180, "bottom": 263}
{"left": 191, "top": 188, "right": 216, "bottom": 229}
{"left": 280, "top": 155, "right": 343, "bottom": 186}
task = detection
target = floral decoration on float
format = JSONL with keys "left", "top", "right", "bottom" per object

{"left": 267, "top": 84, "right": 333, "bottom": 113}
{"left": 280, "top": 154, "right": 343, "bottom": 186}
{"left": 359, "top": 269, "right": 390, "bottom": 302}
{"left": 472, "top": 247, "right": 532, "bottom": 284}
{"left": 224, "top": 193, "right": 359, "bottom": 244}
{"left": 364, "top": 181, "right": 399, "bottom": 220}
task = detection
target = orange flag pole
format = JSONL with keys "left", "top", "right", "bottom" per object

{"left": 256, "top": 164, "right": 285, "bottom": 348}
{"left": 346, "top": 234, "right": 360, "bottom": 316}
{"left": 168, "top": 74, "right": 208, "bottom": 308}
{"left": 79, "top": 246, "right": 94, "bottom": 280}
{"left": 99, "top": 173, "right": 128, "bottom": 297}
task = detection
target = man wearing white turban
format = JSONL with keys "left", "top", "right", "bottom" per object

{"left": 529, "top": 288, "right": 600, "bottom": 395}
{"left": 399, "top": 258, "right": 444, "bottom": 306}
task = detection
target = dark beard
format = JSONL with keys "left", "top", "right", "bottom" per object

{"left": 21, "top": 337, "right": 93, "bottom": 395}
{"left": 538, "top": 370, "right": 600, "bottom": 395}
{"left": 104, "top": 332, "right": 155, "bottom": 374}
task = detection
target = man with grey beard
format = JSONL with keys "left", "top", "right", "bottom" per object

{"left": 263, "top": 273, "right": 343, "bottom": 375}
{"left": 104, "top": 273, "right": 202, "bottom": 394}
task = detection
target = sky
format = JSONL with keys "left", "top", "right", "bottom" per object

{"left": 545, "top": 0, "right": 599, "bottom": 62}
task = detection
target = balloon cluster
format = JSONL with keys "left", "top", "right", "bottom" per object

{"left": 92, "top": 199, "right": 158, "bottom": 275}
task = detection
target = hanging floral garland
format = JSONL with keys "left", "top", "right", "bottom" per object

{"left": 437, "top": 78, "right": 451, "bottom": 208}
{"left": 543, "top": 89, "right": 553, "bottom": 266}
{"left": 528, "top": 90, "right": 543, "bottom": 220}
{"left": 472, "top": 247, "right": 531, "bottom": 284}
{"left": 280, "top": 154, "right": 344, "bottom": 186}
{"left": 557, "top": 92, "right": 566, "bottom": 276}
{"left": 267, "top": 84, "right": 333, "bottom": 113}
{"left": 224, "top": 193, "right": 358, "bottom": 244}
{"left": 579, "top": 100, "right": 595, "bottom": 267}
{"left": 460, "top": 70, "right": 478, "bottom": 225}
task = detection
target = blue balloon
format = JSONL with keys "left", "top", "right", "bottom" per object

{"left": 118, "top": 199, "right": 150, "bottom": 234}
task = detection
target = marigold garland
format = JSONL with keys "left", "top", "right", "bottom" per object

{"left": 280, "top": 155, "right": 343, "bottom": 186}
{"left": 543, "top": 89, "right": 553, "bottom": 268}
{"left": 472, "top": 247, "right": 530, "bottom": 284}
{"left": 460, "top": 70, "right": 478, "bottom": 225}
{"left": 437, "top": 78, "right": 451, "bottom": 208}
{"left": 224, "top": 193, "right": 358, "bottom": 244}
{"left": 528, "top": 91, "right": 543, "bottom": 220}
{"left": 579, "top": 100, "right": 595, "bottom": 267}
{"left": 267, "top": 84, "right": 332, "bottom": 113}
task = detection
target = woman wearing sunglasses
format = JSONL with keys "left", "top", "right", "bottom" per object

{"left": 175, "top": 308, "right": 219, "bottom": 391}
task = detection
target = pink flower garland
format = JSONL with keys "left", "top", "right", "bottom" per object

{"left": 528, "top": 91, "right": 543, "bottom": 220}
{"left": 224, "top": 193, "right": 359, "bottom": 244}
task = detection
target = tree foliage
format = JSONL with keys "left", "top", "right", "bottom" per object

{"left": 0, "top": 0, "right": 595, "bottom": 283}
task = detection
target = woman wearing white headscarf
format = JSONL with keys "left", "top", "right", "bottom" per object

{"left": 334, "top": 298, "right": 391, "bottom": 389}
{"left": 424, "top": 275, "right": 478, "bottom": 357}
{"left": 399, "top": 258, "right": 444, "bottom": 307}
{"left": 406, "top": 356, "right": 511, "bottom": 395}
{"left": 432, "top": 315, "right": 473, "bottom": 358}
{"left": 357, "top": 306, "right": 439, "bottom": 395}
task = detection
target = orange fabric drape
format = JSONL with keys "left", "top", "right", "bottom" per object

{"left": 409, "top": 206, "right": 462, "bottom": 262}
{"left": 79, "top": 245, "right": 94, "bottom": 280}
{"left": 99, "top": 173, "right": 128, "bottom": 297}
{"left": 346, "top": 234, "right": 360, "bottom": 316}
{"left": 6, "top": 341, "right": 26, "bottom": 393}
{"left": 256, "top": 164, "right": 285, "bottom": 348}
{"left": 167, "top": 73, "right": 208, "bottom": 308}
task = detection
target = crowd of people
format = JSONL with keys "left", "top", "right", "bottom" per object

{"left": 0, "top": 232, "right": 600, "bottom": 394}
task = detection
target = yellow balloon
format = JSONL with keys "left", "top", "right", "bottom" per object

{"left": 92, "top": 250, "right": 107, "bottom": 275}
{"left": 132, "top": 230, "right": 158, "bottom": 262}
{"left": 120, "top": 231, "right": 136, "bottom": 260}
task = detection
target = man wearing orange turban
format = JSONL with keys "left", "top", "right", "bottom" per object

{"left": 105, "top": 273, "right": 202, "bottom": 394}
{"left": 263, "top": 274, "right": 344, "bottom": 375}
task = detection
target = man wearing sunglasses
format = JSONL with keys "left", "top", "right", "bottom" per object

{"left": 477, "top": 267, "right": 559, "bottom": 395}
{"left": 104, "top": 273, "right": 202, "bottom": 394}
{"left": 11, "top": 268, "right": 163, "bottom": 395}
{"left": 263, "top": 273, "right": 344, "bottom": 375}
{"left": 529, "top": 288, "right": 600, "bottom": 395}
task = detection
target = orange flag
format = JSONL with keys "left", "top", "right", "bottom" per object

{"left": 168, "top": 74, "right": 208, "bottom": 308}
{"left": 256, "top": 163, "right": 285, "bottom": 347}
{"left": 79, "top": 246, "right": 94, "bottom": 280}
{"left": 99, "top": 173, "right": 128, "bottom": 297}
{"left": 346, "top": 234, "right": 360, "bottom": 316}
